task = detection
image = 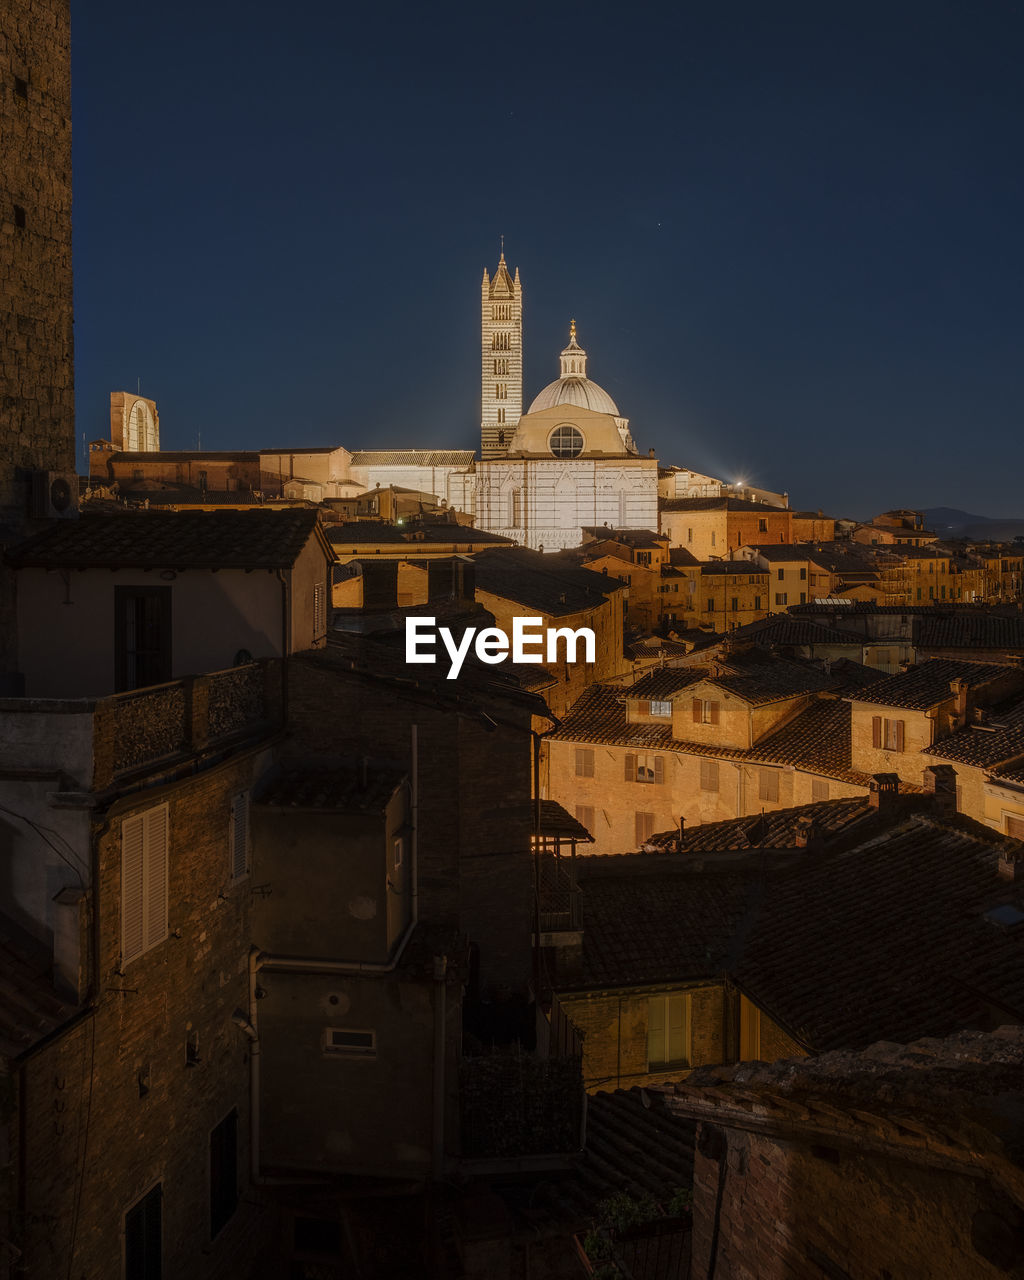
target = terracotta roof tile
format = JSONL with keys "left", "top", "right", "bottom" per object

{"left": 922, "top": 694, "right": 1024, "bottom": 768}
{"left": 7, "top": 509, "right": 323, "bottom": 570}
{"left": 849, "top": 658, "right": 1019, "bottom": 710}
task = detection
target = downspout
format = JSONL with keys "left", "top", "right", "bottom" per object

{"left": 432, "top": 954, "right": 447, "bottom": 1178}
{"left": 274, "top": 568, "right": 290, "bottom": 721}
{"left": 242, "top": 725, "right": 420, "bottom": 1183}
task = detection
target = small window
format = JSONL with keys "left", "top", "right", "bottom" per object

{"left": 775, "top": 592, "right": 787, "bottom": 606}
{"left": 575, "top": 747, "right": 595, "bottom": 778}
{"left": 871, "top": 717, "right": 905, "bottom": 752}
{"left": 650, "top": 700, "right": 672, "bottom": 717}
{"left": 575, "top": 804, "right": 595, "bottom": 832}
{"left": 323, "top": 1028, "right": 376, "bottom": 1058}
{"left": 125, "top": 1184, "right": 162, "bottom": 1280}
{"left": 210, "top": 1111, "right": 238, "bottom": 1239}
{"left": 115, "top": 585, "right": 172, "bottom": 692}
{"left": 648, "top": 994, "right": 691, "bottom": 1069}
{"left": 811, "top": 779, "right": 830, "bottom": 802}
{"left": 692, "top": 698, "right": 720, "bottom": 725}
{"left": 14, "top": 204, "right": 26, "bottom": 229}
{"left": 758, "top": 519, "right": 767, "bottom": 533}
{"left": 758, "top": 769, "right": 779, "bottom": 803}
{"left": 628, "top": 753, "right": 665, "bottom": 784}
{"left": 229, "top": 791, "right": 250, "bottom": 880}
{"left": 777, "top": 569, "right": 785, "bottom": 581}
{"left": 635, "top": 811, "right": 655, "bottom": 845}
{"left": 496, "top": 408, "right": 505, "bottom": 424}
{"left": 14, "top": 76, "right": 28, "bottom": 99}
{"left": 392, "top": 836, "right": 404, "bottom": 868}
{"left": 799, "top": 568, "right": 807, "bottom": 580}
{"left": 706, "top": 599, "right": 715, "bottom": 612}
{"left": 731, "top": 597, "right": 738, "bottom": 612}
{"left": 687, "top": 528, "right": 693, "bottom": 544}
{"left": 700, "top": 759, "right": 719, "bottom": 792}
{"left": 754, "top": 595, "right": 762, "bottom": 610}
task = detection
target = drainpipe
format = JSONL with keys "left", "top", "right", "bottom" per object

{"left": 242, "top": 725, "right": 420, "bottom": 1182}
{"left": 432, "top": 954, "right": 447, "bottom": 1178}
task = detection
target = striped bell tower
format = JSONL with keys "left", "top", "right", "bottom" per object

{"left": 480, "top": 247, "right": 523, "bottom": 459}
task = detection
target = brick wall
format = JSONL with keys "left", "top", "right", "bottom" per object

{"left": 15, "top": 746, "right": 274, "bottom": 1277}
{"left": 691, "top": 1123, "right": 1021, "bottom": 1279}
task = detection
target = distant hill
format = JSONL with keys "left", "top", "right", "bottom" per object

{"left": 923, "top": 507, "right": 1024, "bottom": 543}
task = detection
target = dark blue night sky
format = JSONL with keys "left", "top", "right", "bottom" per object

{"left": 72, "top": 1, "right": 1024, "bottom": 517}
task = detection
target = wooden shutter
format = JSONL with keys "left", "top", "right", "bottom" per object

{"left": 144, "top": 805, "right": 169, "bottom": 952}
{"left": 1007, "top": 815, "right": 1024, "bottom": 840}
{"left": 122, "top": 814, "right": 146, "bottom": 964}
{"left": 625, "top": 753, "right": 637, "bottom": 782}
{"left": 872, "top": 715, "right": 882, "bottom": 748}
{"left": 654, "top": 756, "right": 665, "bottom": 785}
{"left": 692, "top": 698, "right": 702, "bottom": 723}
{"left": 230, "top": 792, "right": 249, "bottom": 879}
{"left": 894, "top": 720, "right": 905, "bottom": 752}
{"left": 667, "top": 994, "right": 690, "bottom": 1065}
{"left": 122, "top": 805, "right": 168, "bottom": 964}
{"left": 647, "top": 996, "right": 666, "bottom": 1067}
{"left": 709, "top": 701, "right": 720, "bottom": 726}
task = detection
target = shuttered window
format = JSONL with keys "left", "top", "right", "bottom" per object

{"left": 648, "top": 994, "right": 691, "bottom": 1068}
{"left": 122, "top": 805, "right": 169, "bottom": 965}
{"left": 759, "top": 770, "right": 780, "bottom": 803}
{"left": 635, "top": 811, "right": 655, "bottom": 845}
{"left": 575, "top": 805, "right": 595, "bottom": 833}
{"left": 575, "top": 748, "right": 595, "bottom": 778}
{"left": 811, "top": 779, "right": 830, "bottom": 802}
{"left": 692, "top": 698, "right": 720, "bottom": 725}
{"left": 871, "top": 716, "right": 905, "bottom": 751}
{"left": 700, "top": 759, "right": 719, "bottom": 792}
{"left": 229, "top": 791, "right": 250, "bottom": 880}
{"left": 125, "top": 1183, "right": 162, "bottom": 1280}
{"left": 313, "top": 582, "right": 326, "bottom": 637}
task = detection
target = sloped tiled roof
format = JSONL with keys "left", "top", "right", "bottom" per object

{"left": 326, "top": 521, "right": 513, "bottom": 546}
{"left": 849, "top": 659, "right": 1019, "bottom": 710}
{"left": 568, "top": 813, "right": 1024, "bottom": 1052}
{"left": 348, "top": 450, "right": 475, "bottom": 467}
{"left": 474, "top": 549, "right": 623, "bottom": 615}
{"left": 6, "top": 509, "right": 324, "bottom": 570}
{"left": 552, "top": 683, "right": 870, "bottom": 785}
{"left": 728, "top": 615, "right": 866, "bottom": 648}
{"left": 627, "top": 668, "right": 707, "bottom": 700}
{"left": 642, "top": 797, "right": 873, "bottom": 853}
{"left": 661, "top": 498, "right": 788, "bottom": 514}
{"left": 922, "top": 694, "right": 1024, "bottom": 769}
{"left": 917, "top": 614, "right": 1024, "bottom": 651}
{"left": 734, "top": 815, "right": 1024, "bottom": 1050}
{"left": 704, "top": 653, "right": 837, "bottom": 705}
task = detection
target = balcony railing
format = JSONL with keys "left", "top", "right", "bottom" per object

{"left": 94, "top": 659, "right": 283, "bottom": 788}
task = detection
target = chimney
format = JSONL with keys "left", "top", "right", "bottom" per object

{"left": 950, "top": 678, "right": 969, "bottom": 728}
{"left": 922, "top": 764, "right": 958, "bottom": 815}
{"left": 794, "top": 815, "right": 820, "bottom": 849}
{"left": 676, "top": 815, "right": 685, "bottom": 852}
{"left": 997, "top": 847, "right": 1023, "bottom": 883}
{"left": 868, "top": 773, "right": 900, "bottom": 810}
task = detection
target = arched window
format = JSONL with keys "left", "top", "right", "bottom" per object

{"left": 549, "top": 425, "right": 584, "bottom": 458}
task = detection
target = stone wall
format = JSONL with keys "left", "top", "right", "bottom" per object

{"left": 14, "top": 745, "right": 275, "bottom": 1278}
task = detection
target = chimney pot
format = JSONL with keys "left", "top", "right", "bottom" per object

{"left": 997, "top": 847, "right": 1023, "bottom": 883}
{"left": 794, "top": 815, "right": 819, "bottom": 849}
{"left": 869, "top": 773, "right": 900, "bottom": 810}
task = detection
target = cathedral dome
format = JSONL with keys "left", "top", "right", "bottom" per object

{"left": 527, "top": 322, "right": 620, "bottom": 416}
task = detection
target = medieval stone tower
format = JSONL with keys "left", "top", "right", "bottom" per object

{"left": 1, "top": 0, "right": 74, "bottom": 680}
{"left": 480, "top": 251, "right": 522, "bottom": 459}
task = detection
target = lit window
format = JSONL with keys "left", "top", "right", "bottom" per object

{"left": 627, "top": 753, "right": 664, "bottom": 784}
{"left": 549, "top": 425, "right": 584, "bottom": 458}
{"left": 649, "top": 700, "right": 672, "bottom": 717}
{"left": 692, "top": 698, "right": 719, "bottom": 725}
{"left": 872, "top": 717, "right": 905, "bottom": 751}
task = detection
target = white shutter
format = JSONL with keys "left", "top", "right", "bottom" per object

{"left": 144, "top": 805, "right": 169, "bottom": 951}
{"left": 230, "top": 792, "right": 250, "bottom": 880}
{"left": 122, "top": 814, "right": 146, "bottom": 963}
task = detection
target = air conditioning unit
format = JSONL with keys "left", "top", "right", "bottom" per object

{"left": 31, "top": 470, "right": 78, "bottom": 519}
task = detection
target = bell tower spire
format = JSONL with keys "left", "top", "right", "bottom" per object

{"left": 480, "top": 245, "right": 523, "bottom": 459}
